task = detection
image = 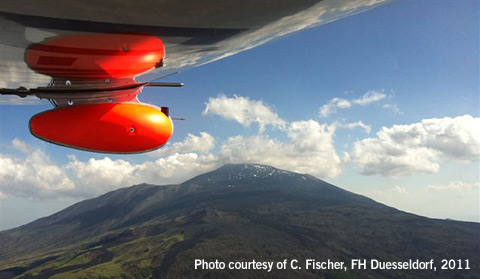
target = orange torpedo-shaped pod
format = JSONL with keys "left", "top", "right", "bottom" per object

{"left": 29, "top": 103, "right": 173, "bottom": 153}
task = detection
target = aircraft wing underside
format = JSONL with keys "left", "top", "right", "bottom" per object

{"left": 1, "top": 0, "right": 387, "bottom": 89}
{"left": 0, "top": 0, "right": 387, "bottom": 153}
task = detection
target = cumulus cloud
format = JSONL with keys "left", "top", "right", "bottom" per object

{"left": 203, "top": 95, "right": 286, "bottom": 132}
{"left": 151, "top": 132, "right": 216, "bottom": 157}
{"left": 66, "top": 157, "right": 140, "bottom": 197}
{"left": 66, "top": 153, "right": 218, "bottom": 197}
{"left": 0, "top": 144, "right": 75, "bottom": 199}
{"left": 0, "top": 140, "right": 220, "bottom": 200}
{"left": 350, "top": 115, "right": 480, "bottom": 176}
{"left": 218, "top": 120, "right": 341, "bottom": 177}
{"left": 319, "top": 90, "right": 386, "bottom": 117}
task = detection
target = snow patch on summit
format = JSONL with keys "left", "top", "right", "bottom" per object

{"left": 220, "top": 164, "right": 304, "bottom": 185}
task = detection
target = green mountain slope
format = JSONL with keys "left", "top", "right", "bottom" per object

{"left": 1, "top": 164, "right": 478, "bottom": 279}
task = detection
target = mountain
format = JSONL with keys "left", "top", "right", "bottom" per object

{"left": 1, "top": 164, "right": 478, "bottom": 279}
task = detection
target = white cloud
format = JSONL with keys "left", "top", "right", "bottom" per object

{"left": 428, "top": 181, "right": 480, "bottom": 192}
{"left": 203, "top": 95, "right": 285, "bottom": 132}
{"left": 151, "top": 132, "right": 216, "bottom": 157}
{"left": 319, "top": 98, "right": 352, "bottom": 118}
{"left": 66, "top": 157, "right": 140, "bottom": 197}
{"left": 352, "top": 91, "right": 386, "bottom": 105}
{"left": 0, "top": 145, "right": 75, "bottom": 199}
{"left": 66, "top": 153, "right": 219, "bottom": 198}
{"left": 350, "top": 115, "right": 480, "bottom": 176}
{"left": 218, "top": 120, "right": 341, "bottom": 177}
{"left": 0, "top": 138, "right": 221, "bottom": 200}
{"left": 0, "top": 136, "right": 220, "bottom": 199}
{"left": 342, "top": 121, "right": 372, "bottom": 133}
{"left": 319, "top": 90, "right": 386, "bottom": 117}
{"left": 12, "top": 138, "right": 33, "bottom": 153}
{"left": 142, "top": 153, "right": 219, "bottom": 183}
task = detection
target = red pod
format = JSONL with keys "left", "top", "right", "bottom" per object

{"left": 25, "top": 34, "right": 165, "bottom": 80}
{"left": 29, "top": 103, "right": 173, "bottom": 153}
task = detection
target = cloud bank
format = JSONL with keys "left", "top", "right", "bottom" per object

{"left": 1, "top": 94, "right": 477, "bottom": 201}
{"left": 349, "top": 115, "right": 480, "bottom": 176}
{"left": 0, "top": 146, "right": 75, "bottom": 199}
{"left": 1, "top": 117, "right": 341, "bottom": 200}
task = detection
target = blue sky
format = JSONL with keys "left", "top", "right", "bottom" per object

{"left": 1, "top": 1, "right": 479, "bottom": 229}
